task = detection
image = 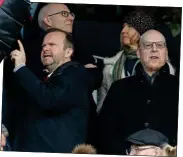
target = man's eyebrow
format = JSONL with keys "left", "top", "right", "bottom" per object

{"left": 42, "top": 42, "right": 56, "bottom": 47}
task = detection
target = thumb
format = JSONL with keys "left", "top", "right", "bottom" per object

{"left": 17, "top": 40, "right": 25, "bottom": 53}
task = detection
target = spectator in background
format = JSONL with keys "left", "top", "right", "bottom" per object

{"left": 98, "top": 30, "right": 179, "bottom": 155}
{"left": 0, "top": 124, "right": 9, "bottom": 151}
{"left": 97, "top": 10, "right": 155, "bottom": 112}
{"left": 125, "top": 129, "right": 176, "bottom": 156}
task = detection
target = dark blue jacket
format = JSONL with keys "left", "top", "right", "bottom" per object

{"left": 11, "top": 61, "right": 91, "bottom": 153}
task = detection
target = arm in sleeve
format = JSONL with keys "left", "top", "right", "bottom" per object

{"left": 14, "top": 66, "right": 89, "bottom": 111}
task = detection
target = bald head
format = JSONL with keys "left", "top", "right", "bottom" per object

{"left": 137, "top": 29, "right": 169, "bottom": 76}
{"left": 38, "top": 3, "right": 73, "bottom": 32}
{"left": 140, "top": 30, "right": 166, "bottom": 44}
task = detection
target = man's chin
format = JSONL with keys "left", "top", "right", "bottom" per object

{"left": 43, "top": 62, "right": 53, "bottom": 67}
{"left": 61, "top": 26, "right": 72, "bottom": 33}
{"left": 148, "top": 65, "right": 161, "bottom": 72}
{"left": 66, "top": 25, "right": 73, "bottom": 33}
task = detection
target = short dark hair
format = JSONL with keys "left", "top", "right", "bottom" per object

{"left": 44, "top": 28, "right": 74, "bottom": 51}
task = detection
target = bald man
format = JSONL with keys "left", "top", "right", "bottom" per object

{"left": 98, "top": 30, "right": 179, "bottom": 155}
{"left": 37, "top": 3, "right": 102, "bottom": 77}
{"left": 38, "top": 3, "right": 74, "bottom": 33}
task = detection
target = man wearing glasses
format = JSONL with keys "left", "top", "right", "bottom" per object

{"left": 98, "top": 30, "right": 178, "bottom": 155}
{"left": 125, "top": 129, "right": 173, "bottom": 156}
{"left": 38, "top": 3, "right": 75, "bottom": 33}
{"left": 37, "top": 3, "right": 102, "bottom": 84}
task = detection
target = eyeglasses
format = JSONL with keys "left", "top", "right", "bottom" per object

{"left": 141, "top": 41, "right": 166, "bottom": 50}
{"left": 126, "top": 146, "right": 156, "bottom": 155}
{"left": 48, "top": 11, "right": 75, "bottom": 19}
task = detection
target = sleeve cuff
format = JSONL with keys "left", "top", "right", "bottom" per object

{"left": 13, "top": 64, "right": 26, "bottom": 73}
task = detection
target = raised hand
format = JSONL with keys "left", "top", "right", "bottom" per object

{"left": 10, "top": 40, "right": 26, "bottom": 67}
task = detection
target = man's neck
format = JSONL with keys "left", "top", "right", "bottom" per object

{"left": 47, "top": 59, "right": 71, "bottom": 74}
{"left": 145, "top": 70, "right": 157, "bottom": 77}
{"left": 143, "top": 68, "right": 159, "bottom": 84}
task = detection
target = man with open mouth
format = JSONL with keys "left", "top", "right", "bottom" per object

{"left": 98, "top": 30, "right": 178, "bottom": 155}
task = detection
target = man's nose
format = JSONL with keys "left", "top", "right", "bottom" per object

{"left": 68, "top": 14, "right": 74, "bottom": 21}
{"left": 42, "top": 45, "right": 49, "bottom": 52}
{"left": 152, "top": 43, "right": 158, "bottom": 52}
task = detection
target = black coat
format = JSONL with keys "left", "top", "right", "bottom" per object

{"left": 11, "top": 61, "right": 91, "bottom": 153}
{"left": 98, "top": 63, "right": 179, "bottom": 155}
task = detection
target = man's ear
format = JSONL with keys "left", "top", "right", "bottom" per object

{"left": 43, "top": 16, "right": 52, "bottom": 28}
{"left": 136, "top": 48, "right": 141, "bottom": 58}
{"left": 65, "top": 48, "right": 73, "bottom": 58}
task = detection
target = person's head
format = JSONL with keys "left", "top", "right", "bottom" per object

{"left": 1, "top": 134, "right": 6, "bottom": 150}
{"left": 127, "top": 144, "right": 164, "bottom": 156}
{"left": 1, "top": 124, "right": 9, "bottom": 150}
{"left": 72, "top": 144, "right": 97, "bottom": 154}
{"left": 38, "top": 3, "right": 75, "bottom": 33}
{"left": 125, "top": 129, "right": 169, "bottom": 156}
{"left": 137, "top": 29, "right": 168, "bottom": 76}
{"left": 120, "top": 10, "right": 155, "bottom": 50}
{"left": 41, "top": 28, "right": 74, "bottom": 73}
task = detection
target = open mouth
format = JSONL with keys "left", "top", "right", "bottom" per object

{"left": 150, "top": 56, "right": 159, "bottom": 59}
{"left": 44, "top": 54, "right": 52, "bottom": 58}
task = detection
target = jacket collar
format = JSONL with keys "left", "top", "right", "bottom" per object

{"left": 134, "top": 62, "right": 171, "bottom": 78}
{"left": 45, "top": 61, "right": 80, "bottom": 82}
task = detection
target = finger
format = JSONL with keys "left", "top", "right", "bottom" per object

{"left": 11, "top": 55, "right": 17, "bottom": 62}
{"left": 85, "top": 65, "right": 97, "bottom": 68}
{"left": 10, "top": 50, "right": 20, "bottom": 56}
{"left": 17, "top": 40, "right": 25, "bottom": 53}
{"left": 87, "top": 64, "right": 96, "bottom": 67}
{"left": 11, "top": 56, "right": 15, "bottom": 62}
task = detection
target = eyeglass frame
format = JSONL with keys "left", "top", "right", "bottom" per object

{"left": 126, "top": 145, "right": 157, "bottom": 155}
{"left": 47, "top": 10, "right": 76, "bottom": 19}
{"left": 140, "top": 41, "right": 167, "bottom": 50}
